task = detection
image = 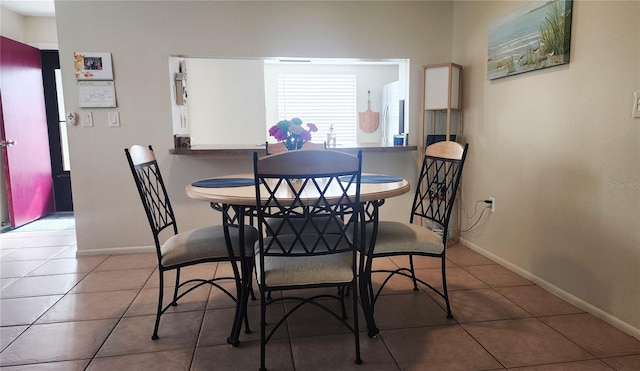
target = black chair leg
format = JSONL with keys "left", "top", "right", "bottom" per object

{"left": 260, "top": 287, "right": 267, "bottom": 371}
{"left": 441, "top": 258, "right": 453, "bottom": 319}
{"left": 152, "top": 269, "right": 165, "bottom": 340}
{"left": 228, "top": 258, "right": 254, "bottom": 345}
{"left": 242, "top": 260, "right": 253, "bottom": 334}
{"left": 359, "top": 262, "right": 379, "bottom": 338}
{"left": 409, "top": 255, "right": 419, "bottom": 291}
{"left": 227, "top": 305, "right": 243, "bottom": 345}
{"left": 171, "top": 267, "right": 181, "bottom": 305}
{"left": 339, "top": 287, "right": 348, "bottom": 320}
{"left": 352, "top": 281, "right": 362, "bottom": 365}
{"left": 248, "top": 259, "right": 257, "bottom": 301}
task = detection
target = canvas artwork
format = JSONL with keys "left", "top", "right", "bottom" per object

{"left": 487, "top": 0, "right": 573, "bottom": 80}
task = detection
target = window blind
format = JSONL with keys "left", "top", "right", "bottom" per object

{"left": 276, "top": 73, "right": 357, "bottom": 145}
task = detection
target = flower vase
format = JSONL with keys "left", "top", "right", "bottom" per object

{"left": 286, "top": 137, "right": 304, "bottom": 151}
{"left": 269, "top": 118, "right": 317, "bottom": 151}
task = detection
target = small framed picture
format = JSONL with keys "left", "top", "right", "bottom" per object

{"left": 74, "top": 52, "right": 113, "bottom": 80}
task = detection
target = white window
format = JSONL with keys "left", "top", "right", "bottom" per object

{"left": 276, "top": 72, "right": 357, "bottom": 145}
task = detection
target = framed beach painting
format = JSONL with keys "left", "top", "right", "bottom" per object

{"left": 487, "top": 0, "right": 573, "bottom": 80}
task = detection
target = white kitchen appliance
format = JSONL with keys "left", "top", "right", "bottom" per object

{"left": 380, "top": 81, "right": 405, "bottom": 145}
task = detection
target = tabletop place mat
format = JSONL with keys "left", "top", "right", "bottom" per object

{"left": 191, "top": 178, "right": 255, "bottom": 188}
{"left": 340, "top": 175, "right": 403, "bottom": 184}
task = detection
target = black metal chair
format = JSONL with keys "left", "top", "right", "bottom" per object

{"left": 125, "top": 144, "right": 259, "bottom": 340}
{"left": 359, "top": 141, "right": 469, "bottom": 337}
{"left": 252, "top": 149, "right": 363, "bottom": 371}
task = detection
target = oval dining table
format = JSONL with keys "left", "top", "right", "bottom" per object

{"left": 186, "top": 172, "right": 410, "bottom": 343}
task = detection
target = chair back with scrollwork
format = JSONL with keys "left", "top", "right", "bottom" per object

{"left": 410, "top": 141, "right": 469, "bottom": 242}
{"left": 253, "top": 150, "right": 361, "bottom": 262}
{"left": 125, "top": 145, "right": 178, "bottom": 245}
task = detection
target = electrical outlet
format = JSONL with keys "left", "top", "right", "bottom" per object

{"left": 489, "top": 197, "right": 495, "bottom": 213}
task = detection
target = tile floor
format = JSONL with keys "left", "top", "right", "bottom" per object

{"left": 1, "top": 228, "right": 639, "bottom": 370}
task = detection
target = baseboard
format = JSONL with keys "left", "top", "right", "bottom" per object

{"left": 76, "top": 245, "right": 155, "bottom": 256}
{"left": 459, "top": 238, "right": 640, "bottom": 340}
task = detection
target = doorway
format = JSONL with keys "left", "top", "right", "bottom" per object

{"left": 41, "top": 50, "right": 73, "bottom": 212}
{"left": 0, "top": 44, "right": 72, "bottom": 231}
{"left": 1, "top": 37, "right": 54, "bottom": 229}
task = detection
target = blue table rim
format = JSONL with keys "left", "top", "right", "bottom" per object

{"left": 339, "top": 175, "right": 403, "bottom": 183}
{"left": 193, "top": 175, "right": 403, "bottom": 187}
{"left": 191, "top": 178, "right": 255, "bottom": 188}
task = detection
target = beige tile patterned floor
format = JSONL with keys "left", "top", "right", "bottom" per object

{"left": 1, "top": 228, "right": 639, "bottom": 370}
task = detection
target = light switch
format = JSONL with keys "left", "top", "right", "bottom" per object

{"left": 108, "top": 112, "right": 121, "bottom": 128}
{"left": 81, "top": 112, "right": 93, "bottom": 127}
{"left": 633, "top": 91, "right": 640, "bottom": 119}
{"left": 180, "top": 114, "right": 187, "bottom": 128}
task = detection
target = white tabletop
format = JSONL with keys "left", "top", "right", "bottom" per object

{"left": 186, "top": 173, "right": 410, "bottom": 206}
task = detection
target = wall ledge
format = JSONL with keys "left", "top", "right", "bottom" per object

{"left": 170, "top": 143, "right": 417, "bottom": 156}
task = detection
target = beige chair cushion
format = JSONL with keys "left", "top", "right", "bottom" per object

{"left": 366, "top": 221, "right": 444, "bottom": 256}
{"left": 254, "top": 235, "right": 354, "bottom": 287}
{"left": 161, "top": 225, "right": 258, "bottom": 267}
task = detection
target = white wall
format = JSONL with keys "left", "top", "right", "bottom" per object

{"left": 24, "top": 16, "right": 58, "bottom": 49}
{"left": 0, "top": 7, "right": 57, "bottom": 48}
{"left": 186, "top": 58, "right": 267, "bottom": 146}
{"left": 452, "top": 0, "right": 639, "bottom": 337}
{"left": 54, "top": 1, "right": 453, "bottom": 254}
{"left": 0, "top": 6, "right": 25, "bottom": 42}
